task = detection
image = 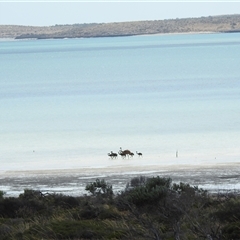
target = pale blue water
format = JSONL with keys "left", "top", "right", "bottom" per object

{"left": 0, "top": 33, "right": 240, "bottom": 175}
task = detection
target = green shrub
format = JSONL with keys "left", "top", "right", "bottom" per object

{"left": 51, "top": 194, "right": 80, "bottom": 208}
{"left": 79, "top": 205, "right": 99, "bottom": 219}
{"left": 214, "top": 198, "right": 240, "bottom": 222}
{"left": 129, "top": 176, "right": 147, "bottom": 187}
{"left": 0, "top": 197, "right": 23, "bottom": 218}
{"left": 0, "top": 191, "right": 5, "bottom": 200}
{"left": 127, "top": 185, "right": 168, "bottom": 206}
{"left": 122, "top": 176, "right": 171, "bottom": 206}
{"left": 172, "top": 182, "right": 207, "bottom": 197}
{"left": 85, "top": 178, "right": 113, "bottom": 197}
{"left": 146, "top": 176, "right": 172, "bottom": 189}
{"left": 19, "top": 189, "right": 43, "bottom": 200}
{"left": 222, "top": 221, "right": 240, "bottom": 239}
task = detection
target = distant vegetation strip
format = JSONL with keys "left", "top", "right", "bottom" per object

{"left": 0, "top": 14, "right": 240, "bottom": 39}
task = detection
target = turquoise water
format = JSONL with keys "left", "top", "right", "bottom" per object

{"left": 0, "top": 33, "right": 240, "bottom": 171}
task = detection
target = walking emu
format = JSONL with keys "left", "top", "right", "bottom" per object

{"left": 129, "top": 152, "right": 134, "bottom": 157}
{"left": 118, "top": 152, "right": 127, "bottom": 159}
{"left": 108, "top": 151, "right": 118, "bottom": 159}
{"left": 136, "top": 151, "right": 143, "bottom": 157}
{"left": 119, "top": 147, "right": 134, "bottom": 158}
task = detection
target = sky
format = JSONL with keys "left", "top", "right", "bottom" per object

{"left": 0, "top": 1, "right": 240, "bottom": 26}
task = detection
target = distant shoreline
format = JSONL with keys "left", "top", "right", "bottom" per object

{"left": 1, "top": 14, "right": 240, "bottom": 39}
{"left": 0, "top": 31, "right": 230, "bottom": 42}
{"left": 0, "top": 31, "right": 229, "bottom": 41}
{"left": 3, "top": 161, "right": 240, "bottom": 177}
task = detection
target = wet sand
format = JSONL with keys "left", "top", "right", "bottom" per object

{"left": 1, "top": 162, "right": 240, "bottom": 197}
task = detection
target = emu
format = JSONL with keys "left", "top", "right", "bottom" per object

{"left": 119, "top": 147, "right": 134, "bottom": 158}
{"left": 108, "top": 151, "right": 118, "bottom": 159}
{"left": 136, "top": 151, "right": 143, "bottom": 157}
{"left": 118, "top": 152, "right": 127, "bottom": 159}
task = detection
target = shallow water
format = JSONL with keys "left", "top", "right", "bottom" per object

{"left": 0, "top": 33, "right": 240, "bottom": 196}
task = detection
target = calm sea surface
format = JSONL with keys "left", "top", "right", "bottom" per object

{"left": 0, "top": 33, "right": 240, "bottom": 196}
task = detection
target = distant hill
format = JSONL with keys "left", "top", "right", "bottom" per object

{"left": 1, "top": 14, "right": 240, "bottom": 39}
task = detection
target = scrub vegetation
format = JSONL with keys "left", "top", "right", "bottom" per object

{"left": 0, "top": 176, "right": 240, "bottom": 239}
{"left": 1, "top": 14, "right": 240, "bottom": 39}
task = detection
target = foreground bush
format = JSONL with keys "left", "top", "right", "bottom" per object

{"left": 0, "top": 176, "right": 239, "bottom": 239}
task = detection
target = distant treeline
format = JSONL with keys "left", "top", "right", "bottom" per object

{"left": 0, "top": 14, "right": 240, "bottom": 39}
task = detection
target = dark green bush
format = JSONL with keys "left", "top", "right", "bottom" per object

{"left": 214, "top": 198, "right": 240, "bottom": 222}
{"left": 222, "top": 221, "right": 240, "bottom": 239}
{"left": 85, "top": 178, "right": 113, "bottom": 197}
{"left": 0, "top": 197, "right": 23, "bottom": 218}
{"left": 19, "top": 189, "right": 43, "bottom": 200}
{"left": 125, "top": 185, "right": 168, "bottom": 206}
{"left": 146, "top": 176, "right": 172, "bottom": 189}
{"left": 121, "top": 176, "right": 171, "bottom": 206}
{"left": 1, "top": 175, "right": 240, "bottom": 240}
{"left": 0, "top": 191, "right": 5, "bottom": 200}
{"left": 79, "top": 205, "right": 99, "bottom": 219}
{"left": 51, "top": 194, "right": 80, "bottom": 208}
{"left": 130, "top": 175, "right": 147, "bottom": 187}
